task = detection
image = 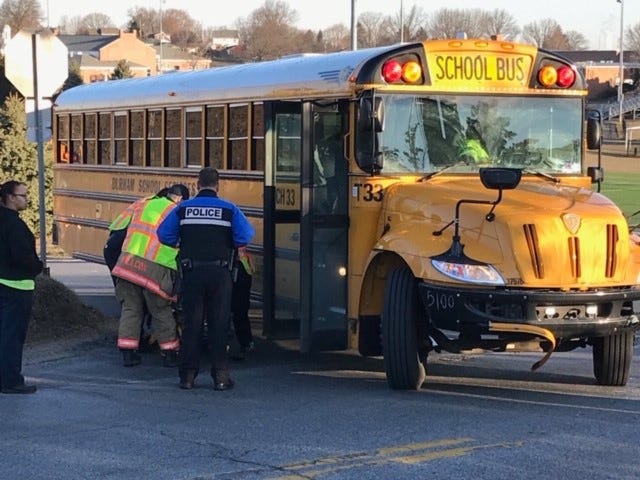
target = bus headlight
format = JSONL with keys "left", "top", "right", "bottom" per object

{"left": 431, "top": 259, "right": 505, "bottom": 285}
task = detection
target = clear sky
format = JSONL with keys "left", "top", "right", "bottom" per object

{"left": 44, "top": 0, "right": 639, "bottom": 50}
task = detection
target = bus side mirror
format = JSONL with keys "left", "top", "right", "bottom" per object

{"left": 587, "top": 166, "right": 604, "bottom": 183}
{"left": 356, "top": 96, "right": 385, "bottom": 174}
{"left": 586, "top": 117, "right": 601, "bottom": 150}
{"left": 358, "top": 97, "right": 385, "bottom": 132}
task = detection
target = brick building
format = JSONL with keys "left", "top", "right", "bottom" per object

{"left": 58, "top": 29, "right": 211, "bottom": 83}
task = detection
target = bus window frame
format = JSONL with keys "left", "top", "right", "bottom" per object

{"left": 185, "top": 106, "right": 204, "bottom": 168}
{"left": 113, "top": 111, "right": 128, "bottom": 165}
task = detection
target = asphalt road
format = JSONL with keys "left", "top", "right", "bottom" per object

{"left": 4, "top": 331, "right": 640, "bottom": 480}
{"left": 4, "top": 258, "right": 636, "bottom": 479}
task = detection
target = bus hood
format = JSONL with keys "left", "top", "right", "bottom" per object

{"left": 378, "top": 178, "right": 640, "bottom": 288}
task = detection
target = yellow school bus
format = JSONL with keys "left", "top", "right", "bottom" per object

{"left": 52, "top": 37, "right": 640, "bottom": 389}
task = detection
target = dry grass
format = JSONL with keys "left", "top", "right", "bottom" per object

{"left": 27, "top": 275, "right": 114, "bottom": 344}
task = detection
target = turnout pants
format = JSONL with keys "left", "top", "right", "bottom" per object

{"left": 116, "top": 279, "right": 179, "bottom": 351}
{"left": 179, "top": 264, "right": 232, "bottom": 382}
{"left": 0, "top": 284, "right": 34, "bottom": 389}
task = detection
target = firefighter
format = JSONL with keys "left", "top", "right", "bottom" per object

{"left": 158, "top": 167, "right": 254, "bottom": 391}
{"left": 104, "top": 187, "right": 171, "bottom": 284}
{"left": 111, "top": 184, "right": 189, "bottom": 367}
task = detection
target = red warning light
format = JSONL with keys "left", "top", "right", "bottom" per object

{"left": 382, "top": 60, "right": 403, "bottom": 83}
{"left": 556, "top": 66, "right": 575, "bottom": 88}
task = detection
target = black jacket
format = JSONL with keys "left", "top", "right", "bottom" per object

{"left": 0, "top": 206, "right": 43, "bottom": 280}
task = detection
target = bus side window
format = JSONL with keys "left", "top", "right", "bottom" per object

{"left": 313, "top": 115, "right": 346, "bottom": 214}
{"left": 59, "top": 143, "right": 70, "bottom": 163}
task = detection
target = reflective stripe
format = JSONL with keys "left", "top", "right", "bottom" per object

{"left": 159, "top": 339, "right": 180, "bottom": 351}
{"left": 0, "top": 278, "right": 35, "bottom": 290}
{"left": 117, "top": 337, "right": 139, "bottom": 349}
{"left": 109, "top": 197, "right": 148, "bottom": 231}
{"left": 111, "top": 264, "right": 176, "bottom": 301}
{"left": 180, "top": 218, "right": 232, "bottom": 226}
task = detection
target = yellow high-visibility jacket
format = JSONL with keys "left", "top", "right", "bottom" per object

{"left": 111, "top": 197, "right": 179, "bottom": 300}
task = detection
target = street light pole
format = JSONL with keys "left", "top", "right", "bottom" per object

{"left": 618, "top": 0, "right": 624, "bottom": 127}
{"left": 400, "top": 0, "right": 404, "bottom": 43}
{"left": 159, "top": 0, "right": 164, "bottom": 73}
{"left": 350, "top": 0, "right": 357, "bottom": 50}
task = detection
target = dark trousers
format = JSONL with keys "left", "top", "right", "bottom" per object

{"left": 0, "top": 284, "right": 34, "bottom": 389}
{"left": 179, "top": 265, "right": 232, "bottom": 381}
{"left": 231, "top": 266, "right": 253, "bottom": 347}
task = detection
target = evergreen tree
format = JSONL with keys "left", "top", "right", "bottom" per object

{"left": 0, "top": 94, "right": 52, "bottom": 237}
{"left": 61, "top": 60, "right": 84, "bottom": 92}
{"left": 110, "top": 59, "right": 134, "bottom": 80}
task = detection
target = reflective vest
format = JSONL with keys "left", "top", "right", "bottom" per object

{"left": 108, "top": 196, "right": 150, "bottom": 231}
{"left": 121, "top": 197, "right": 179, "bottom": 270}
{"left": 111, "top": 197, "right": 179, "bottom": 300}
{"left": 237, "top": 246, "right": 254, "bottom": 275}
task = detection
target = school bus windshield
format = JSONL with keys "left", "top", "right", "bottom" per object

{"left": 378, "top": 94, "right": 582, "bottom": 175}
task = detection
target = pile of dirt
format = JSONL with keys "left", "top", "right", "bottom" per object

{"left": 27, "top": 275, "right": 115, "bottom": 344}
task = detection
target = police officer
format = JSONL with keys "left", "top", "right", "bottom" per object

{"left": 158, "top": 167, "right": 254, "bottom": 391}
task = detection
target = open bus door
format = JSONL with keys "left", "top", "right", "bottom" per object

{"left": 263, "top": 101, "right": 349, "bottom": 352}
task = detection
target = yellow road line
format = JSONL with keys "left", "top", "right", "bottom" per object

{"left": 269, "top": 437, "right": 522, "bottom": 479}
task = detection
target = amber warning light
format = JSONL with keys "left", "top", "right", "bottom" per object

{"left": 381, "top": 59, "right": 423, "bottom": 84}
{"left": 537, "top": 64, "right": 576, "bottom": 88}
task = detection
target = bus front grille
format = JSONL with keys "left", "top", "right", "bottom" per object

{"left": 523, "top": 224, "right": 544, "bottom": 279}
{"left": 605, "top": 224, "right": 619, "bottom": 278}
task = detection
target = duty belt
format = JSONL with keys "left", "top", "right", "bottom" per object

{"left": 192, "top": 259, "right": 229, "bottom": 268}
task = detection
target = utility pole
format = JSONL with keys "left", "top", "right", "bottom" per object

{"left": 400, "top": 0, "right": 404, "bottom": 43}
{"left": 159, "top": 0, "right": 165, "bottom": 73}
{"left": 350, "top": 0, "right": 357, "bottom": 50}
{"left": 618, "top": 0, "right": 625, "bottom": 129}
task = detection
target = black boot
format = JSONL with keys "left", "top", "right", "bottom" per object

{"left": 213, "top": 369, "right": 234, "bottom": 391}
{"left": 122, "top": 350, "right": 141, "bottom": 367}
{"left": 162, "top": 350, "right": 179, "bottom": 368}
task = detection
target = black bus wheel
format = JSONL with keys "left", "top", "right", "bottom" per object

{"left": 382, "top": 266, "right": 426, "bottom": 390}
{"left": 592, "top": 332, "right": 634, "bottom": 386}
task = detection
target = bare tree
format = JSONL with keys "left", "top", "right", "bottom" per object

{"left": 0, "top": 0, "right": 42, "bottom": 34}
{"left": 521, "top": 18, "right": 572, "bottom": 49}
{"left": 379, "top": 5, "right": 426, "bottom": 44}
{"left": 478, "top": 9, "right": 520, "bottom": 40}
{"left": 293, "top": 29, "right": 320, "bottom": 53}
{"left": 236, "top": 0, "right": 299, "bottom": 61}
{"left": 77, "top": 13, "right": 115, "bottom": 33}
{"left": 357, "top": 12, "right": 386, "bottom": 48}
{"left": 564, "top": 30, "right": 588, "bottom": 50}
{"left": 161, "top": 8, "right": 202, "bottom": 47}
{"left": 321, "top": 24, "right": 349, "bottom": 52}
{"left": 625, "top": 22, "right": 640, "bottom": 61}
{"left": 58, "top": 15, "right": 83, "bottom": 34}
{"left": 127, "top": 6, "right": 157, "bottom": 39}
{"left": 425, "top": 9, "right": 486, "bottom": 40}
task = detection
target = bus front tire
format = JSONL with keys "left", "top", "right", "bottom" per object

{"left": 592, "top": 332, "right": 634, "bottom": 386}
{"left": 382, "top": 266, "right": 426, "bottom": 391}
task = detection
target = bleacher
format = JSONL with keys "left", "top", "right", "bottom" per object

{"left": 588, "top": 88, "right": 640, "bottom": 122}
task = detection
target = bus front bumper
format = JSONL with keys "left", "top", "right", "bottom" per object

{"left": 418, "top": 283, "right": 640, "bottom": 340}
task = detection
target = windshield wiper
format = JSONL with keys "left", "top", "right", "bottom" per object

{"left": 418, "top": 162, "right": 466, "bottom": 182}
{"left": 523, "top": 169, "right": 560, "bottom": 184}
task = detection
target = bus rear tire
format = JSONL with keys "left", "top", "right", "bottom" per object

{"left": 382, "top": 266, "right": 426, "bottom": 390}
{"left": 592, "top": 332, "right": 634, "bottom": 386}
